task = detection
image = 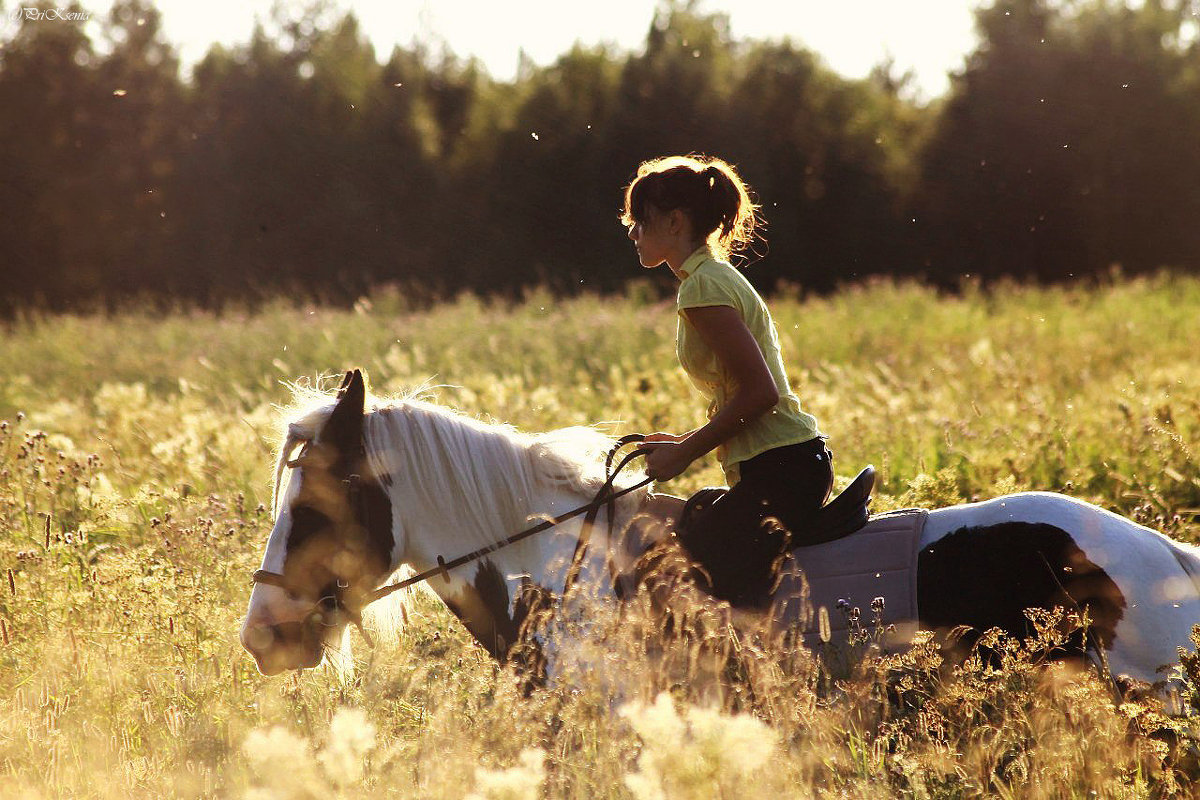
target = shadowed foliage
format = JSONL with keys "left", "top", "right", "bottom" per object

{"left": 2, "top": 0, "right": 1198, "bottom": 312}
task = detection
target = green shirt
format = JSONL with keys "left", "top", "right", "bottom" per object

{"left": 675, "top": 247, "right": 821, "bottom": 484}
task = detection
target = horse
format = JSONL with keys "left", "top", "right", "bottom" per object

{"left": 240, "top": 370, "right": 1200, "bottom": 688}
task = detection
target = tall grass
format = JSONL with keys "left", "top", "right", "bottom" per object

{"left": 0, "top": 275, "right": 1198, "bottom": 797}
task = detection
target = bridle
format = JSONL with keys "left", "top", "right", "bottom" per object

{"left": 251, "top": 434, "right": 652, "bottom": 648}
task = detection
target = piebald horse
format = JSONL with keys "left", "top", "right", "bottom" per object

{"left": 241, "top": 370, "right": 1200, "bottom": 685}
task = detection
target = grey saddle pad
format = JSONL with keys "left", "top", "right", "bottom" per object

{"left": 773, "top": 508, "right": 929, "bottom": 649}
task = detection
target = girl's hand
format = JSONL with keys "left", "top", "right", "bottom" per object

{"left": 642, "top": 441, "right": 694, "bottom": 482}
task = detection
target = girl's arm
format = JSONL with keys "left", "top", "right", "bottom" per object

{"left": 644, "top": 429, "right": 698, "bottom": 444}
{"left": 644, "top": 305, "right": 779, "bottom": 480}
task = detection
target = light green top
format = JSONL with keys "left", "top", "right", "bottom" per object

{"left": 675, "top": 247, "right": 821, "bottom": 485}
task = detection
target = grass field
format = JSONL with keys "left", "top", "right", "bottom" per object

{"left": 1, "top": 276, "right": 1199, "bottom": 798}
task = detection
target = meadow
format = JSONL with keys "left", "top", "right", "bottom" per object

{"left": 1, "top": 275, "right": 1199, "bottom": 798}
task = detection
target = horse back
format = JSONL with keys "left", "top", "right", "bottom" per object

{"left": 772, "top": 509, "right": 928, "bottom": 648}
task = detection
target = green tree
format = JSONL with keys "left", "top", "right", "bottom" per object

{"left": 90, "top": 0, "right": 185, "bottom": 298}
{"left": 726, "top": 42, "right": 923, "bottom": 290}
{"left": 171, "top": 10, "right": 397, "bottom": 299}
{"left": 0, "top": 1, "right": 98, "bottom": 305}
{"left": 917, "top": 0, "right": 1200, "bottom": 282}
{"left": 468, "top": 43, "right": 625, "bottom": 291}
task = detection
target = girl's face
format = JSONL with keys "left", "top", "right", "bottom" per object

{"left": 627, "top": 206, "right": 675, "bottom": 269}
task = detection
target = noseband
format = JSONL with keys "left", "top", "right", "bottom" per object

{"left": 251, "top": 435, "right": 651, "bottom": 649}
{"left": 251, "top": 567, "right": 374, "bottom": 645}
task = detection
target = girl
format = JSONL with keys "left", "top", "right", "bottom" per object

{"left": 621, "top": 155, "right": 833, "bottom": 606}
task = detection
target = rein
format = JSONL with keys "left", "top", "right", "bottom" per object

{"left": 252, "top": 434, "right": 652, "bottom": 644}
{"left": 365, "top": 434, "right": 651, "bottom": 605}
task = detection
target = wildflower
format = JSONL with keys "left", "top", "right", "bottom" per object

{"left": 465, "top": 748, "right": 546, "bottom": 800}
{"left": 317, "top": 707, "right": 377, "bottom": 787}
{"left": 242, "top": 725, "right": 322, "bottom": 800}
{"left": 621, "top": 692, "right": 779, "bottom": 799}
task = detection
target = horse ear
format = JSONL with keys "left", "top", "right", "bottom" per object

{"left": 322, "top": 369, "right": 365, "bottom": 456}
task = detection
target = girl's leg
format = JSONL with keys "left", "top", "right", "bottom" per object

{"left": 674, "top": 479, "right": 775, "bottom": 602}
{"left": 677, "top": 439, "right": 834, "bottom": 604}
{"left": 742, "top": 438, "right": 834, "bottom": 536}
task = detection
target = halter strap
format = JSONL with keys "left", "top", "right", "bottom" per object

{"left": 251, "top": 569, "right": 292, "bottom": 590}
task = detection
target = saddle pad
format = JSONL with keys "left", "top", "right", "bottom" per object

{"left": 773, "top": 508, "right": 928, "bottom": 650}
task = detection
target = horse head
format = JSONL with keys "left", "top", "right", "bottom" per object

{"left": 240, "top": 369, "right": 395, "bottom": 674}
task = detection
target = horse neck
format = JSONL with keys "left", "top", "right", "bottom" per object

{"left": 363, "top": 404, "right": 609, "bottom": 593}
{"left": 362, "top": 402, "right": 644, "bottom": 667}
{"left": 265, "top": 396, "right": 640, "bottom": 669}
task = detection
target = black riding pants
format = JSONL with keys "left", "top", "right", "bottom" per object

{"left": 676, "top": 437, "right": 834, "bottom": 604}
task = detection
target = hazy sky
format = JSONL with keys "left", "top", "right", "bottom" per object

{"left": 17, "top": 0, "right": 983, "bottom": 99}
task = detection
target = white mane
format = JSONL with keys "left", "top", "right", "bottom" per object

{"left": 274, "top": 389, "right": 647, "bottom": 551}
{"left": 366, "top": 398, "right": 645, "bottom": 547}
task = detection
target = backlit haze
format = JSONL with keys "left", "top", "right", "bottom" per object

{"left": 99, "top": 0, "right": 980, "bottom": 100}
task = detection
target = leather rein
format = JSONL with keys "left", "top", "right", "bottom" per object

{"left": 251, "top": 434, "right": 652, "bottom": 647}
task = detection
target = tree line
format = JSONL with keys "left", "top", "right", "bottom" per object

{"left": 1, "top": 0, "right": 1198, "bottom": 311}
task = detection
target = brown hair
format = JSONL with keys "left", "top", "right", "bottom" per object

{"left": 620, "top": 154, "right": 762, "bottom": 262}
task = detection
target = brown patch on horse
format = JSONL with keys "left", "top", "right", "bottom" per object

{"left": 918, "top": 522, "right": 1127, "bottom": 662}
{"left": 440, "top": 559, "right": 551, "bottom": 686}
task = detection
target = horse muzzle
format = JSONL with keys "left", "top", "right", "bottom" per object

{"left": 240, "top": 619, "right": 326, "bottom": 675}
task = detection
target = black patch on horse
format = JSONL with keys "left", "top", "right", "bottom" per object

{"left": 917, "top": 522, "right": 1126, "bottom": 660}
{"left": 279, "top": 369, "right": 394, "bottom": 600}
{"left": 282, "top": 467, "right": 394, "bottom": 601}
{"left": 472, "top": 560, "right": 519, "bottom": 658}
{"left": 358, "top": 476, "right": 396, "bottom": 569}
{"left": 439, "top": 559, "right": 550, "bottom": 686}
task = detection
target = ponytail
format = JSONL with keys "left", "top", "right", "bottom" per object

{"left": 621, "top": 155, "right": 762, "bottom": 263}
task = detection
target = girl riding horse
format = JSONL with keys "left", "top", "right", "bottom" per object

{"left": 621, "top": 155, "right": 833, "bottom": 605}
